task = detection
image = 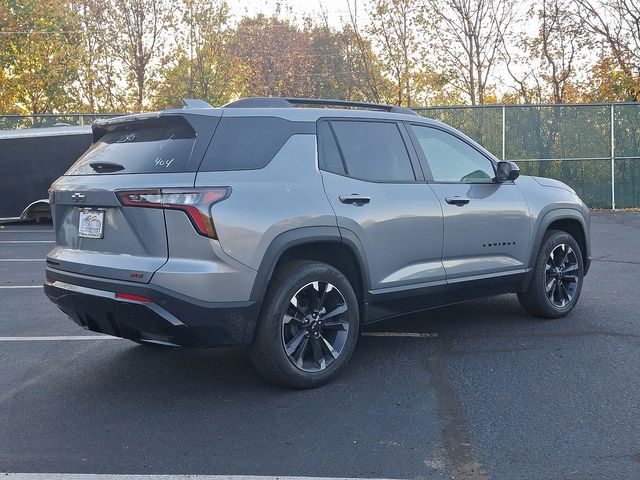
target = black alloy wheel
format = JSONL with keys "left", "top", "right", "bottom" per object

{"left": 282, "top": 281, "right": 349, "bottom": 372}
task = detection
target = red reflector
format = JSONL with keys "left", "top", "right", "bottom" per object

{"left": 116, "top": 292, "right": 152, "bottom": 303}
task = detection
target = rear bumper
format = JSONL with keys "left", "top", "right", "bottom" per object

{"left": 44, "top": 267, "right": 260, "bottom": 347}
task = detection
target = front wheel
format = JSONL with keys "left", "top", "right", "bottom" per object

{"left": 250, "top": 261, "right": 359, "bottom": 388}
{"left": 518, "top": 230, "right": 584, "bottom": 318}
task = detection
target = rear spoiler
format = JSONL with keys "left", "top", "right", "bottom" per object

{"left": 92, "top": 113, "right": 162, "bottom": 143}
{"left": 91, "top": 99, "right": 215, "bottom": 143}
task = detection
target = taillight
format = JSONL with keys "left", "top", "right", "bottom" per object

{"left": 116, "top": 187, "right": 230, "bottom": 239}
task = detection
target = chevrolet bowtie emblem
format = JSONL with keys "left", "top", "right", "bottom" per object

{"left": 71, "top": 193, "right": 86, "bottom": 203}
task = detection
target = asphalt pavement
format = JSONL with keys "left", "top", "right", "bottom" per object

{"left": 0, "top": 212, "right": 639, "bottom": 479}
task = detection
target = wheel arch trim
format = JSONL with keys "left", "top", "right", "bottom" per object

{"left": 249, "top": 226, "right": 371, "bottom": 303}
{"left": 20, "top": 199, "right": 51, "bottom": 220}
{"left": 526, "top": 207, "right": 590, "bottom": 281}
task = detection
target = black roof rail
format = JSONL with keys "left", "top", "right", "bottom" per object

{"left": 223, "top": 97, "right": 418, "bottom": 116}
{"left": 286, "top": 98, "right": 419, "bottom": 116}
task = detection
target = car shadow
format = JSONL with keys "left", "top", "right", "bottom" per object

{"left": 51, "top": 294, "right": 543, "bottom": 399}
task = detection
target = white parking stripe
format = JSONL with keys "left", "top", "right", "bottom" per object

{"left": 0, "top": 335, "right": 120, "bottom": 341}
{"left": 0, "top": 475, "right": 402, "bottom": 480}
{"left": 362, "top": 331, "right": 438, "bottom": 338}
{"left": 0, "top": 285, "right": 43, "bottom": 289}
{"left": 0, "top": 333, "right": 436, "bottom": 341}
{"left": 0, "top": 229, "right": 54, "bottom": 233}
{"left": 0, "top": 240, "right": 54, "bottom": 243}
{"left": 0, "top": 258, "right": 45, "bottom": 262}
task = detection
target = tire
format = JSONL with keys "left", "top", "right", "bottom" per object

{"left": 518, "top": 230, "right": 584, "bottom": 319}
{"left": 250, "top": 260, "right": 360, "bottom": 389}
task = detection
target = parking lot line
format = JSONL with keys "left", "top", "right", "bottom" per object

{"left": 0, "top": 240, "right": 54, "bottom": 243}
{"left": 362, "top": 331, "right": 438, "bottom": 338}
{"left": 0, "top": 333, "right": 437, "bottom": 341}
{"left": 0, "top": 229, "right": 54, "bottom": 233}
{"left": 0, "top": 258, "right": 45, "bottom": 262}
{"left": 0, "top": 475, "right": 403, "bottom": 480}
{"left": 0, "top": 335, "right": 120, "bottom": 341}
{"left": 0, "top": 285, "right": 43, "bottom": 289}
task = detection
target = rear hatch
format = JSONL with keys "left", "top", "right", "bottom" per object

{"left": 47, "top": 111, "right": 220, "bottom": 283}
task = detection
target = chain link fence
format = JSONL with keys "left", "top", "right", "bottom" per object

{"left": 415, "top": 103, "right": 640, "bottom": 209}
{"left": 2, "top": 104, "right": 639, "bottom": 208}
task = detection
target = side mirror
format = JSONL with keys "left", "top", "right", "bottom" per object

{"left": 496, "top": 161, "right": 520, "bottom": 182}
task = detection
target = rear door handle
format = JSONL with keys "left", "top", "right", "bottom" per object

{"left": 445, "top": 196, "right": 470, "bottom": 206}
{"left": 339, "top": 195, "right": 371, "bottom": 205}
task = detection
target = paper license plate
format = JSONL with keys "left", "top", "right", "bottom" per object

{"left": 78, "top": 209, "right": 105, "bottom": 239}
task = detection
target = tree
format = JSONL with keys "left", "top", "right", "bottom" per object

{"left": 342, "top": 0, "right": 402, "bottom": 103}
{"left": 425, "top": 0, "right": 517, "bottom": 105}
{"left": 230, "top": 14, "right": 315, "bottom": 98}
{"left": 101, "top": 0, "right": 173, "bottom": 110}
{"left": 573, "top": 0, "right": 640, "bottom": 100}
{"left": 502, "top": 0, "right": 588, "bottom": 104}
{"left": 304, "top": 10, "right": 392, "bottom": 103}
{"left": 68, "top": 0, "right": 129, "bottom": 112}
{"left": 585, "top": 56, "right": 640, "bottom": 102}
{"left": 364, "top": 0, "right": 426, "bottom": 106}
{"left": 155, "top": 0, "right": 238, "bottom": 108}
{"left": 0, "top": 0, "right": 80, "bottom": 113}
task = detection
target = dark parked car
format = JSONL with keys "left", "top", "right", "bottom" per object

{"left": 0, "top": 126, "right": 92, "bottom": 222}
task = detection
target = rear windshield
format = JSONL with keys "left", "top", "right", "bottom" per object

{"left": 66, "top": 117, "right": 196, "bottom": 175}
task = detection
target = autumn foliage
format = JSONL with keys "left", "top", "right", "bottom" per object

{"left": 0, "top": 0, "right": 639, "bottom": 114}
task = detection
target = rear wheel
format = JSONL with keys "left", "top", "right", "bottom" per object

{"left": 518, "top": 230, "right": 584, "bottom": 318}
{"left": 250, "top": 261, "right": 359, "bottom": 388}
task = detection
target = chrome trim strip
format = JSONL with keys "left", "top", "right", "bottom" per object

{"left": 48, "top": 280, "right": 115, "bottom": 299}
{"left": 145, "top": 303, "right": 185, "bottom": 327}
{"left": 446, "top": 268, "right": 527, "bottom": 284}
{"left": 46, "top": 280, "right": 185, "bottom": 326}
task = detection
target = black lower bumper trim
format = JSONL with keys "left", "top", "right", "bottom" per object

{"left": 44, "top": 268, "right": 260, "bottom": 347}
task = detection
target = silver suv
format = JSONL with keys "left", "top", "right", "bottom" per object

{"left": 44, "top": 98, "right": 591, "bottom": 388}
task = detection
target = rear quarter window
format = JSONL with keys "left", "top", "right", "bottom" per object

{"left": 198, "top": 116, "right": 314, "bottom": 171}
{"left": 66, "top": 117, "right": 196, "bottom": 175}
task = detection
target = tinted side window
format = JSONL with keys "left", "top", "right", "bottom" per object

{"left": 317, "top": 121, "right": 345, "bottom": 175}
{"left": 330, "top": 121, "right": 415, "bottom": 182}
{"left": 66, "top": 117, "right": 195, "bottom": 175}
{"left": 200, "top": 117, "right": 309, "bottom": 171}
{"left": 410, "top": 125, "right": 495, "bottom": 183}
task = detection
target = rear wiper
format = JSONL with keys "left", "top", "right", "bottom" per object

{"left": 89, "top": 161, "right": 125, "bottom": 173}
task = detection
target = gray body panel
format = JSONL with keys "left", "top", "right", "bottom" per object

{"left": 428, "top": 182, "right": 530, "bottom": 280}
{"left": 48, "top": 172, "right": 196, "bottom": 283}
{"left": 151, "top": 210, "right": 257, "bottom": 303}
{"left": 195, "top": 134, "right": 337, "bottom": 271}
{"left": 321, "top": 171, "right": 445, "bottom": 290}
